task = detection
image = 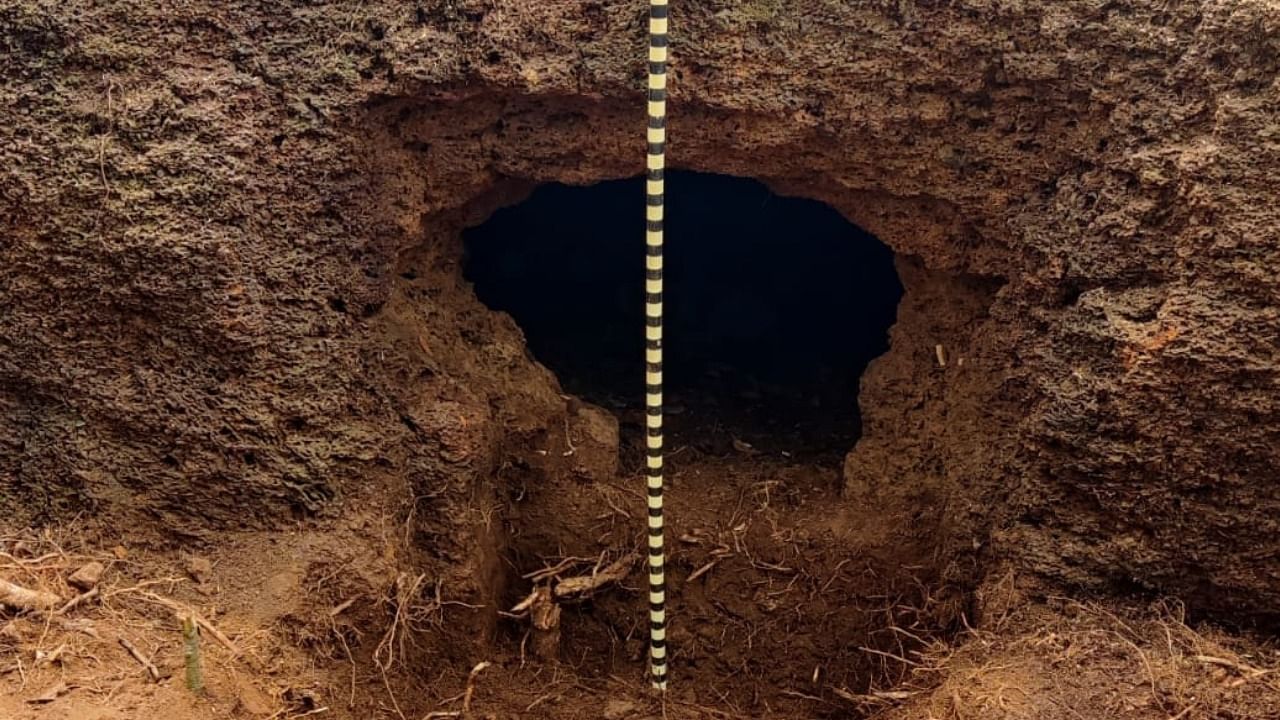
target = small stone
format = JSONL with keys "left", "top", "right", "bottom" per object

{"left": 111, "top": 546, "right": 128, "bottom": 560}
{"left": 603, "top": 699, "right": 637, "bottom": 720}
{"left": 67, "top": 561, "right": 105, "bottom": 591}
{"left": 187, "top": 556, "right": 213, "bottom": 584}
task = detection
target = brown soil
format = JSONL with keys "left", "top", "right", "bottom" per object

{"left": 5, "top": 526, "right": 1280, "bottom": 720}
{"left": 5, "top": 0, "right": 1280, "bottom": 718}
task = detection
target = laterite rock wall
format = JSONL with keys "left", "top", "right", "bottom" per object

{"left": 3, "top": 0, "right": 1279, "bottom": 621}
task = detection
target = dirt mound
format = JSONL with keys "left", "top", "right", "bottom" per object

{"left": 885, "top": 581, "right": 1280, "bottom": 720}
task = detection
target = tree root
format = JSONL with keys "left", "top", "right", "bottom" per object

{"left": 0, "top": 578, "right": 62, "bottom": 611}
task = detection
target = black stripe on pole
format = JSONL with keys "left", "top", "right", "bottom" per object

{"left": 647, "top": 220, "right": 663, "bottom": 232}
{"left": 647, "top": 141, "right": 665, "bottom": 155}
{"left": 646, "top": 407, "right": 662, "bottom": 417}
{"left": 646, "top": 245, "right": 662, "bottom": 256}
{"left": 651, "top": 34, "right": 668, "bottom": 47}
{"left": 648, "top": 88, "right": 667, "bottom": 102}
{"left": 650, "top": 4, "right": 668, "bottom": 18}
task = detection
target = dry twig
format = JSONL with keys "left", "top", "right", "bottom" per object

{"left": 118, "top": 637, "right": 162, "bottom": 682}
{"left": 56, "top": 587, "right": 100, "bottom": 615}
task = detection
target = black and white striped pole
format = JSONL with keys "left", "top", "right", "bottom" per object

{"left": 643, "top": 0, "right": 670, "bottom": 691}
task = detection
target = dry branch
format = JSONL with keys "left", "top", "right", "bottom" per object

{"left": 119, "top": 637, "right": 162, "bottom": 682}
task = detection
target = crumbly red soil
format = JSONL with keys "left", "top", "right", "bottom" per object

{"left": 5, "top": 524, "right": 1279, "bottom": 720}
{"left": 7, "top": 0, "right": 1280, "bottom": 621}
{"left": 0, "top": 445, "right": 951, "bottom": 720}
{"left": 5, "top": 1, "right": 1280, "bottom": 718}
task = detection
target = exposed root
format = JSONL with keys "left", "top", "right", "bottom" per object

{"left": 374, "top": 572, "right": 426, "bottom": 672}
{"left": 423, "top": 661, "right": 493, "bottom": 719}
{"left": 551, "top": 553, "right": 637, "bottom": 602}
{"left": 0, "top": 579, "right": 62, "bottom": 612}
{"left": 463, "top": 660, "right": 492, "bottom": 713}
{"left": 55, "top": 587, "right": 100, "bottom": 616}
{"left": 118, "top": 636, "right": 163, "bottom": 682}
{"left": 867, "top": 594, "right": 1280, "bottom": 720}
{"left": 372, "top": 573, "right": 427, "bottom": 720}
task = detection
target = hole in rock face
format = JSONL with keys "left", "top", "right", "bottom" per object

{"left": 451, "top": 172, "right": 953, "bottom": 715}
{"left": 464, "top": 171, "right": 902, "bottom": 458}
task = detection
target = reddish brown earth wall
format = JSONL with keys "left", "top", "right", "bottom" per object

{"left": 3, "top": 0, "right": 1279, "bottom": 625}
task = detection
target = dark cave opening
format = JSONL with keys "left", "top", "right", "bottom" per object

{"left": 463, "top": 171, "right": 903, "bottom": 457}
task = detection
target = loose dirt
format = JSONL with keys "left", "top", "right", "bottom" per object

{"left": 4, "top": 517, "right": 1279, "bottom": 719}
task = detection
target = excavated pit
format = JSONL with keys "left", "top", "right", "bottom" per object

{"left": 462, "top": 171, "right": 904, "bottom": 458}
{"left": 381, "top": 170, "right": 974, "bottom": 715}
{"left": 363, "top": 94, "right": 1013, "bottom": 716}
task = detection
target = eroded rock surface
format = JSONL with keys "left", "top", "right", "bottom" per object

{"left": 3, "top": 1, "right": 1279, "bottom": 622}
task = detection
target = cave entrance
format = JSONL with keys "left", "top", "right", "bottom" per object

{"left": 463, "top": 171, "right": 902, "bottom": 459}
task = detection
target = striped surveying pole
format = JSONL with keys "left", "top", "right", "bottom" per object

{"left": 644, "top": 0, "right": 670, "bottom": 692}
